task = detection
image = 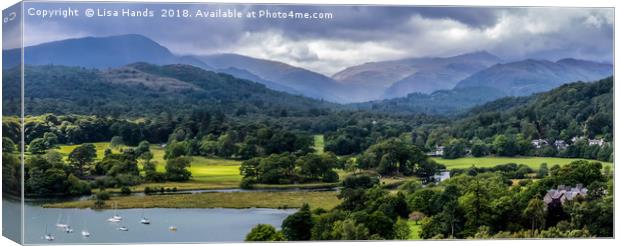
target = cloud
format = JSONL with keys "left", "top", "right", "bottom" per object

{"left": 20, "top": 2, "right": 613, "bottom": 75}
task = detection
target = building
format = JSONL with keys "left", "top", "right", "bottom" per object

{"left": 427, "top": 145, "right": 445, "bottom": 157}
{"left": 571, "top": 136, "right": 585, "bottom": 143}
{"left": 554, "top": 140, "right": 568, "bottom": 150}
{"left": 543, "top": 184, "right": 588, "bottom": 206}
{"left": 588, "top": 139, "right": 605, "bottom": 146}
{"left": 531, "top": 139, "right": 548, "bottom": 149}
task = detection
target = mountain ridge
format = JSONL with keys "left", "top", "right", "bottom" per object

{"left": 454, "top": 58, "right": 613, "bottom": 96}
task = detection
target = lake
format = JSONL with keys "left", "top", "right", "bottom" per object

{"left": 3, "top": 199, "right": 296, "bottom": 244}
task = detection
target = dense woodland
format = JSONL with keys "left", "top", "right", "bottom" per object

{"left": 1, "top": 63, "right": 614, "bottom": 240}
{"left": 246, "top": 160, "right": 612, "bottom": 240}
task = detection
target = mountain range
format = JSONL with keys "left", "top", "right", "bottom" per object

{"left": 2, "top": 34, "right": 211, "bottom": 70}
{"left": 454, "top": 58, "right": 613, "bottom": 96}
{"left": 2, "top": 34, "right": 613, "bottom": 111}
{"left": 333, "top": 51, "right": 503, "bottom": 99}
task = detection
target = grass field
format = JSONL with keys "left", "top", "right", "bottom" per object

{"left": 313, "top": 134, "right": 325, "bottom": 154}
{"left": 432, "top": 156, "right": 612, "bottom": 170}
{"left": 57, "top": 142, "right": 242, "bottom": 191}
{"left": 43, "top": 191, "right": 340, "bottom": 210}
{"left": 407, "top": 221, "right": 421, "bottom": 240}
{"left": 56, "top": 142, "right": 344, "bottom": 192}
{"left": 57, "top": 142, "right": 113, "bottom": 161}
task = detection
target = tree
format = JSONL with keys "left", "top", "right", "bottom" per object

{"left": 523, "top": 197, "right": 546, "bottom": 232}
{"left": 281, "top": 203, "right": 314, "bottom": 240}
{"left": 28, "top": 138, "right": 48, "bottom": 154}
{"left": 245, "top": 224, "right": 284, "bottom": 241}
{"left": 358, "top": 138, "right": 431, "bottom": 176}
{"left": 409, "top": 211, "right": 426, "bottom": 225}
{"left": 164, "top": 141, "right": 188, "bottom": 160}
{"left": 394, "top": 217, "right": 411, "bottom": 239}
{"left": 537, "top": 163, "right": 549, "bottom": 178}
{"left": 443, "top": 139, "right": 467, "bottom": 159}
{"left": 438, "top": 185, "right": 461, "bottom": 237}
{"left": 470, "top": 139, "right": 488, "bottom": 157}
{"left": 334, "top": 219, "right": 369, "bottom": 240}
{"left": 492, "top": 134, "right": 519, "bottom": 157}
{"left": 135, "top": 140, "right": 151, "bottom": 157}
{"left": 42, "top": 132, "right": 59, "bottom": 148}
{"left": 342, "top": 174, "right": 379, "bottom": 189}
{"left": 3, "top": 137, "right": 16, "bottom": 153}
{"left": 110, "top": 136, "right": 124, "bottom": 149}
{"left": 165, "top": 157, "right": 192, "bottom": 181}
{"left": 68, "top": 143, "right": 97, "bottom": 177}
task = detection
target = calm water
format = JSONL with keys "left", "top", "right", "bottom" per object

{"left": 3, "top": 199, "right": 296, "bottom": 244}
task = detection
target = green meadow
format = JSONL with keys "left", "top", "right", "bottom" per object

{"left": 55, "top": 140, "right": 342, "bottom": 193}
{"left": 432, "top": 156, "right": 612, "bottom": 170}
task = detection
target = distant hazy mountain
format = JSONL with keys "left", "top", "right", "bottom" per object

{"left": 2, "top": 34, "right": 212, "bottom": 69}
{"left": 454, "top": 58, "right": 613, "bottom": 96}
{"left": 196, "top": 53, "right": 349, "bottom": 102}
{"left": 333, "top": 51, "right": 502, "bottom": 100}
{"left": 350, "top": 86, "right": 507, "bottom": 115}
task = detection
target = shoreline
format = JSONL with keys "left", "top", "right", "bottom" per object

{"left": 42, "top": 191, "right": 341, "bottom": 210}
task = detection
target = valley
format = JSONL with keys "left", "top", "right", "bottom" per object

{"left": 2, "top": 32, "right": 614, "bottom": 242}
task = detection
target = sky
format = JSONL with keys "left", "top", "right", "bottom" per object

{"left": 9, "top": 2, "right": 615, "bottom": 75}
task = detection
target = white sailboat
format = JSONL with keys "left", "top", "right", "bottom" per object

{"left": 64, "top": 216, "right": 74, "bottom": 233}
{"left": 43, "top": 226, "right": 54, "bottom": 241}
{"left": 107, "top": 202, "right": 122, "bottom": 222}
{"left": 140, "top": 205, "right": 150, "bottom": 224}
{"left": 55, "top": 214, "right": 68, "bottom": 229}
{"left": 81, "top": 219, "right": 91, "bottom": 237}
{"left": 168, "top": 225, "right": 177, "bottom": 231}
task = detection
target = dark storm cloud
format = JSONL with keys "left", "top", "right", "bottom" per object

{"left": 20, "top": 2, "right": 613, "bottom": 74}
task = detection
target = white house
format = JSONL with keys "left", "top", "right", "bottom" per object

{"left": 554, "top": 140, "right": 568, "bottom": 150}
{"left": 531, "top": 139, "right": 548, "bottom": 149}
{"left": 588, "top": 139, "right": 605, "bottom": 146}
{"left": 427, "top": 145, "right": 445, "bottom": 157}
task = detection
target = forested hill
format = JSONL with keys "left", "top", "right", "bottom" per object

{"left": 3, "top": 64, "right": 337, "bottom": 117}
{"left": 445, "top": 76, "right": 613, "bottom": 142}
{"left": 348, "top": 86, "right": 507, "bottom": 115}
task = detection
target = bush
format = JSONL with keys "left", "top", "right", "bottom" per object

{"left": 245, "top": 224, "right": 285, "bottom": 241}
{"left": 321, "top": 170, "right": 339, "bottom": 183}
{"left": 240, "top": 178, "right": 256, "bottom": 189}
{"left": 342, "top": 174, "right": 379, "bottom": 189}
{"left": 120, "top": 186, "right": 131, "bottom": 195}
{"left": 93, "top": 199, "right": 106, "bottom": 209}
{"left": 96, "top": 191, "right": 110, "bottom": 200}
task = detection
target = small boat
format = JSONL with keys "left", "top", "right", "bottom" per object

{"left": 55, "top": 214, "right": 69, "bottom": 229}
{"left": 65, "top": 226, "right": 74, "bottom": 233}
{"left": 43, "top": 226, "right": 54, "bottom": 241}
{"left": 107, "top": 202, "right": 123, "bottom": 222}
{"left": 118, "top": 226, "right": 129, "bottom": 231}
{"left": 81, "top": 217, "right": 90, "bottom": 237}
{"left": 140, "top": 206, "right": 150, "bottom": 224}
{"left": 169, "top": 226, "right": 177, "bottom": 231}
{"left": 107, "top": 217, "right": 121, "bottom": 223}
{"left": 140, "top": 217, "right": 150, "bottom": 224}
